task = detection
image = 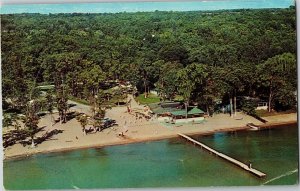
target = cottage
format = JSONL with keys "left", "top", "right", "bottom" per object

{"left": 148, "top": 102, "right": 205, "bottom": 124}
{"left": 170, "top": 107, "right": 205, "bottom": 124}
{"left": 256, "top": 102, "right": 268, "bottom": 110}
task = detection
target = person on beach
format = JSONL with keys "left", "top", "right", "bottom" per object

{"left": 127, "top": 106, "right": 130, "bottom": 113}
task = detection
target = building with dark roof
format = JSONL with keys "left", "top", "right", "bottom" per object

{"left": 148, "top": 102, "right": 205, "bottom": 124}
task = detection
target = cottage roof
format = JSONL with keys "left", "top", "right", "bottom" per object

{"left": 170, "top": 110, "right": 187, "bottom": 116}
{"left": 148, "top": 102, "right": 182, "bottom": 114}
{"left": 171, "top": 107, "right": 204, "bottom": 116}
{"left": 149, "top": 102, "right": 204, "bottom": 116}
{"left": 188, "top": 107, "right": 205, "bottom": 115}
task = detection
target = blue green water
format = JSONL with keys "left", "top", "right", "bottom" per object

{"left": 3, "top": 126, "right": 299, "bottom": 189}
{"left": 0, "top": 0, "right": 293, "bottom": 14}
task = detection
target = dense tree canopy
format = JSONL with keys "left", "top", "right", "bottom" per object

{"left": 1, "top": 7, "right": 297, "bottom": 114}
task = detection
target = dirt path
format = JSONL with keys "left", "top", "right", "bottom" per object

{"left": 127, "top": 94, "right": 144, "bottom": 110}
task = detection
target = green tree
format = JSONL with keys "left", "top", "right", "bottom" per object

{"left": 46, "top": 91, "right": 55, "bottom": 125}
{"left": 24, "top": 100, "right": 40, "bottom": 148}
{"left": 156, "top": 61, "right": 182, "bottom": 100}
{"left": 258, "top": 53, "right": 296, "bottom": 112}
{"left": 177, "top": 63, "right": 207, "bottom": 118}
{"left": 56, "top": 84, "right": 69, "bottom": 123}
{"left": 196, "top": 66, "right": 225, "bottom": 116}
{"left": 223, "top": 64, "right": 246, "bottom": 117}
{"left": 77, "top": 114, "right": 88, "bottom": 135}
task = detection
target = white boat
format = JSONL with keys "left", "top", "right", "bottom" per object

{"left": 247, "top": 123, "right": 260, "bottom": 131}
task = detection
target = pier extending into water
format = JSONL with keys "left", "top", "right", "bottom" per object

{"left": 178, "top": 133, "right": 266, "bottom": 178}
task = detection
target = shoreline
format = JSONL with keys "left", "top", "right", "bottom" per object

{"left": 4, "top": 120, "right": 297, "bottom": 161}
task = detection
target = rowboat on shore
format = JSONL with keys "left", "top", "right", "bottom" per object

{"left": 247, "top": 123, "right": 260, "bottom": 131}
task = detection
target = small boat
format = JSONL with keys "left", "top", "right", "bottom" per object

{"left": 247, "top": 123, "right": 260, "bottom": 131}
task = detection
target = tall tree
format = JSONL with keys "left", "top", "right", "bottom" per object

{"left": 177, "top": 63, "right": 207, "bottom": 118}
{"left": 46, "top": 91, "right": 55, "bottom": 125}
{"left": 156, "top": 61, "right": 182, "bottom": 101}
{"left": 56, "top": 84, "right": 69, "bottom": 123}
{"left": 77, "top": 114, "right": 88, "bottom": 135}
{"left": 258, "top": 53, "right": 296, "bottom": 112}
{"left": 24, "top": 100, "right": 40, "bottom": 148}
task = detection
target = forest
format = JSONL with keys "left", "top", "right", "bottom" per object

{"left": 1, "top": 7, "right": 297, "bottom": 127}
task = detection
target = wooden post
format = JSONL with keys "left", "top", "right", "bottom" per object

{"left": 234, "top": 96, "right": 237, "bottom": 117}
{"left": 185, "top": 102, "right": 188, "bottom": 119}
{"left": 230, "top": 97, "right": 233, "bottom": 118}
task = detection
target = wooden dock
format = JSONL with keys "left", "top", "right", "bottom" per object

{"left": 178, "top": 133, "right": 266, "bottom": 178}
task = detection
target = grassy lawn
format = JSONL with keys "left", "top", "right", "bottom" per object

{"left": 256, "top": 109, "right": 297, "bottom": 117}
{"left": 136, "top": 93, "right": 160, "bottom": 105}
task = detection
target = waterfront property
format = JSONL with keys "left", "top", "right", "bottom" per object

{"left": 148, "top": 102, "right": 205, "bottom": 123}
{"left": 256, "top": 102, "right": 268, "bottom": 110}
{"left": 170, "top": 107, "right": 205, "bottom": 123}
{"left": 237, "top": 96, "right": 269, "bottom": 110}
{"left": 1, "top": 1, "right": 297, "bottom": 190}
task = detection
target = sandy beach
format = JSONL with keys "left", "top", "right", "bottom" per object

{"left": 3, "top": 97, "right": 298, "bottom": 160}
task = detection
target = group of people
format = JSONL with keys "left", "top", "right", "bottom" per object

{"left": 117, "top": 107, "right": 155, "bottom": 137}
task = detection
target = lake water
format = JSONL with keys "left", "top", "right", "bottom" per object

{"left": 0, "top": 0, "right": 293, "bottom": 14}
{"left": 3, "top": 125, "right": 299, "bottom": 189}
